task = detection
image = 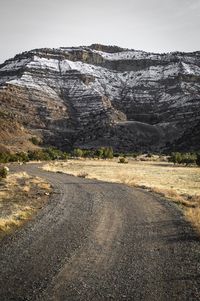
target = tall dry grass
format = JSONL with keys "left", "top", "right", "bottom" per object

{"left": 43, "top": 159, "right": 200, "bottom": 232}
{"left": 0, "top": 172, "right": 51, "bottom": 238}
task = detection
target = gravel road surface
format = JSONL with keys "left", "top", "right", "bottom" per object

{"left": 0, "top": 163, "right": 199, "bottom": 301}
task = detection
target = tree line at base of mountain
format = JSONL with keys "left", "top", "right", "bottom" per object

{"left": 168, "top": 152, "right": 200, "bottom": 166}
{"left": 0, "top": 147, "right": 114, "bottom": 163}
{"left": 0, "top": 148, "right": 199, "bottom": 166}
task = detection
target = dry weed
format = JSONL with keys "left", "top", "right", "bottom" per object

{"left": 0, "top": 172, "right": 51, "bottom": 239}
{"left": 77, "top": 172, "right": 88, "bottom": 178}
{"left": 186, "top": 207, "right": 200, "bottom": 231}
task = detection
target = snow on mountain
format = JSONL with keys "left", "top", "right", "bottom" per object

{"left": 0, "top": 44, "right": 200, "bottom": 152}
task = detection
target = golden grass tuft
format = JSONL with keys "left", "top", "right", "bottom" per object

{"left": 0, "top": 172, "right": 51, "bottom": 239}
{"left": 186, "top": 207, "right": 200, "bottom": 231}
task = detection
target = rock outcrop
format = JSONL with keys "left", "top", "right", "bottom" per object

{"left": 0, "top": 44, "right": 200, "bottom": 152}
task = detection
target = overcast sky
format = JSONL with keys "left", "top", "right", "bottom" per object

{"left": 0, "top": 0, "right": 200, "bottom": 63}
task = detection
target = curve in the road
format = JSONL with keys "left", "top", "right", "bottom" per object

{"left": 0, "top": 164, "right": 199, "bottom": 301}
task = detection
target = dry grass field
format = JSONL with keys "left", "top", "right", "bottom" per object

{"left": 43, "top": 158, "right": 200, "bottom": 231}
{"left": 0, "top": 172, "right": 51, "bottom": 239}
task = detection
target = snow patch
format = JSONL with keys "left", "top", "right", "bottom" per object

{"left": 0, "top": 58, "right": 31, "bottom": 71}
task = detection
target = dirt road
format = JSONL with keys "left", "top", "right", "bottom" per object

{"left": 0, "top": 164, "right": 199, "bottom": 300}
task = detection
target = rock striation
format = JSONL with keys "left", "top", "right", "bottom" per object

{"left": 0, "top": 44, "right": 200, "bottom": 152}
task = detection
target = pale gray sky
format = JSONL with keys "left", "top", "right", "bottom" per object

{"left": 0, "top": 0, "right": 200, "bottom": 63}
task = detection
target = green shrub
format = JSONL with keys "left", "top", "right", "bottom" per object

{"left": 0, "top": 151, "right": 30, "bottom": 163}
{"left": 72, "top": 147, "right": 114, "bottom": 159}
{"left": 0, "top": 167, "right": 8, "bottom": 179}
{"left": 82, "top": 149, "right": 95, "bottom": 158}
{"left": 29, "top": 137, "right": 41, "bottom": 145}
{"left": 27, "top": 150, "right": 50, "bottom": 161}
{"left": 45, "top": 147, "right": 63, "bottom": 160}
{"left": 102, "top": 147, "right": 113, "bottom": 159}
{"left": 73, "top": 148, "right": 83, "bottom": 157}
{"left": 168, "top": 152, "right": 197, "bottom": 166}
{"left": 118, "top": 157, "right": 128, "bottom": 164}
{"left": 180, "top": 153, "right": 197, "bottom": 166}
{"left": 0, "top": 152, "right": 11, "bottom": 163}
{"left": 16, "top": 152, "right": 29, "bottom": 162}
{"left": 168, "top": 152, "right": 182, "bottom": 165}
{"left": 60, "top": 152, "right": 69, "bottom": 160}
{"left": 0, "top": 148, "right": 69, "bottom": 163}
{"left": 95, "top": 148, "right": 105, "bottom": 159}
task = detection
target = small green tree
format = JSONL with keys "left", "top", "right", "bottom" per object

{"left": 168, "top": 152, "right": 182, "bottom": 165}
{"left": 16, "top": 152, "right": 29, "bottom": 162}
{"left": 29, "top": 137, "right": 41, "bottom": 145}
{"left": 46, "top": 147, "right": 63, "bottom": 160}
{"left": 103, "top": 147, "right": 113, "bottom": 159}
{"left": 82, "top": 149, "right": 94, "bottom": 158}
{"left": 61, "top": 152, "right": 69, "bottom": 160}
{"left": 0, "top": 167, "right": 8, "bottom": 179}
{"left": 95, "top": 148, "right": 104, "bottom": 159}
{"left": 180, "top": 153, "right": 197, "bottom": 166}
{"left": 0, "top": 153, "right": 10, "bottom": 163}
{"left": 28, "top": 150, "right": 50, "bottom": 161}
{"left": 73, "top": 148, "right": 83, "bottom": 157}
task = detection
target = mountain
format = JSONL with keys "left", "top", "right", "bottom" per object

{"left": 0, "top": 44, "right": 200, "bottom": 152}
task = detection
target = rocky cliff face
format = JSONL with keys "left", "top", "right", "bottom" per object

{"left": 0, "top": 44, "right": 200, "bottom": 152}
